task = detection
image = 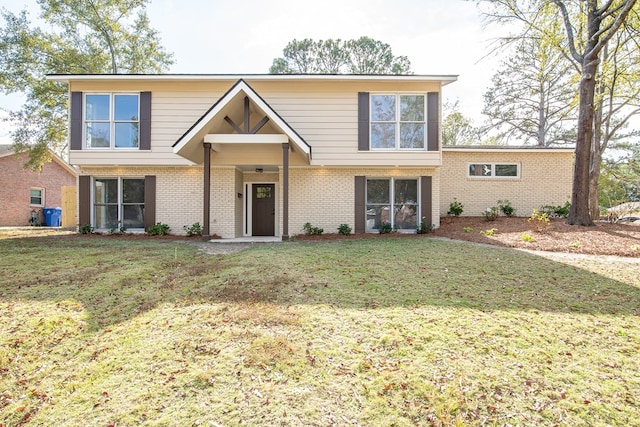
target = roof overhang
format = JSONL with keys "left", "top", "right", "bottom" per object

{"left": 443, "top": 145, "right": 575, "bottom": 153}
{"left": 47, "top": 73, "right": 458, "bottom": 86}
{"left": 171, "top": 79, "right": 311, "bottom": 164}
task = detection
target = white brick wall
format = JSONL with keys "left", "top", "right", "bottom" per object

{"left": 440, "top": 151, "right": 573, "bottom": 217}
{"left": 281, "top": 167, "right": 439, "bottom": 235}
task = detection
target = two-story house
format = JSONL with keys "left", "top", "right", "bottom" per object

{"left": 47, "top": 74, "right": 574, "bottom": 238}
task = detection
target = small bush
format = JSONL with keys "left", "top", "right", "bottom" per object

{"left": 183, "top": 222, "right": 203, "bottom": 237}
{"left": 448, "top": 198, "right": 464, "bottom": 216}
{"left": 480, "top": 228, "right": 497, "bottom": 236}
{"left": 79, "top": 224, "right": 94, "bottom": 234}
{"left": 482, "top": 207, "right": 499, "bottom": 221}
{"left": 540, "top": 201, "right": 571, "bottom": 218}
{"left": 497, "top": 199, "right": 516, "bottom": 217}
{"left": 147, "top": 222, "right": 170, "bottom": 236}
{"left": 337, "top": 224, "right": 352, "bottom": 236}
{"left": 463, "top": 226, "right": 473, "bottom": 233}
{"left": 528, "top": 209, "right": 550, "bottom": 232}
{"left": 415, "top": 217, "right": 434, "bottom": 234}
{"left": 303, "top": 222, "right": 323, "bottom": 235}
{"left": 520, "top": 232, "right": 536, "bottom": 242}
{"left": 568, "top": 241, "right": 581, "bottom": 249}
{"left": 379, "top": 222, "right": 393, "bottom": 234}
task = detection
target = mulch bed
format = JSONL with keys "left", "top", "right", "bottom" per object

{"left": 294, "top": 217, "right": 640, "bottom": 258}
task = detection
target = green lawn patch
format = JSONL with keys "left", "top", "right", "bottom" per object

{"left": 1, "top": 235, "right": 638, "bottom": 426}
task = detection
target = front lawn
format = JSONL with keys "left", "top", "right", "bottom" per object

{"left": 1, "top": 235, "right": 638, "bottom": 426}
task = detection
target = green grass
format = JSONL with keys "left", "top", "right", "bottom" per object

{"left": 1, "top": 234, "right": 639, "bottom": 426}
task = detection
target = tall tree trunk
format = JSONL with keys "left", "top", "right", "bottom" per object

{"left": 569, "top": 57, "right": 598, "bottom": 226}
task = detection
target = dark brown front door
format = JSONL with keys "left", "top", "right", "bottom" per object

{"left": 252, "top": 184, "right": 275, "bottom": 236}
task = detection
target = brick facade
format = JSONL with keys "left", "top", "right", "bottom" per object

{"left": 0, "top": 150, "right": 77, "bottom": 226}
{"left": 440, "top": 149, "right": 573, "bottom": 217}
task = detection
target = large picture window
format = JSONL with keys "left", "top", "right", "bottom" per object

{"left": 94, "top": 178, "right": 145, "bottom": 229}
{"left": 366, "top": 178, "right": 418, "bottom": 231}
{"left": 468, "top": 163, "right": 519, "bottom": 178}
{"left": 85, "top": 94, "right": 140, "bottom": 149}
{"left": 370, "top": 94, "right": 425, "bottom": 150}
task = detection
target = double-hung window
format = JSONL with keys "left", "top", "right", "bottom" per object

{"left": 85, "top": 94, "right": 140, "bottom": 149}
{"left": 468, "top": 163, "right": 519, "bottom": 178}
{"left": 94, "top": 178, "right": 145, "bottom": 230}
{"left": 370, "top": 94, "right": 425, "bottom": 150}
{"left": 30, "top": 188, "right": 44, "bottom": 206}
{"left": 366, "top": 178, "right": 418, "bottom": 231}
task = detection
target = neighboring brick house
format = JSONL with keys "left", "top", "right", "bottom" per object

{"left": 0, "top": 145, "right": 77, "bottom": 226}
{"left": 47, "top": 74, "right": 574, "bottom": 238}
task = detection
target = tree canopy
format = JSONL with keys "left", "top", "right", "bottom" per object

{"left": 0, "top": 0, "right": 173, "bottom": 169}
{"left": 269, "top": 37, "right": 411, "bottom": 74}
{"left": 479, "top": 0, "right": 639, "bottom": 225}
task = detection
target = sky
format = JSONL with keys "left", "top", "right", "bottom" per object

{"left": 0, "top": 0, "right": 510, "bottom": 144}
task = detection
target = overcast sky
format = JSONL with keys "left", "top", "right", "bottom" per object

{"left": 0, "top": 0, "right": 510, "bottom": 144}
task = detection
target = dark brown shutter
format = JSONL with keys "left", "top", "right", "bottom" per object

{"left": 139, "top": 91, "right": 152, "bottom": 150}
{"left": 70, "top": 92, "right": 83, "bottom": 150}
{"left": 144, "top": 175, "right": 156, "bottom": 230}
{"left": 358, "top": 92, "right": 369, "bottom": 151}
{"left": 420, "top": 176, "right": 433, "bottom": 227}
{"left": 78, "top": 175, "right": 91, "bottom": 226}
{"left": 427, "top": 92, "right": 439, "bottom": 151}
{"left": 354, "top": 176, "right": 366, "bottom": 233}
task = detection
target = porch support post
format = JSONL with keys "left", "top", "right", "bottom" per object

{"left": 202, "top": 143, "right": 212, "bottom": 240}
{"left": 282, "top": 142, "right": 290, "bottom": 241}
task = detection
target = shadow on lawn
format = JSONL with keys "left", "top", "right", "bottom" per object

{"left": 1, "top": 235, "right": 639, "bottom": 331}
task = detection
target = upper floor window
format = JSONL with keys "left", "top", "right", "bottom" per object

{"left": 371, "top": 94, "right": 425, "bottom": 150}
{"left": 468, "top": 163, "right": 520, "bottom": 178}
{"left": 30, "top": 188, "right": 44, "bottom": 206}
{"left": 85, "top": 94, "right": 139, "bottom": 149}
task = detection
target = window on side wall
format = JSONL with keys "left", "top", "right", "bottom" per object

{"left": 365, "top": 178, "right": 418, "bottom": 232}
{"left": 94, "top": 178, "right": 145, "bottom": 230}
{"left": 30, "top": 188, "right": 44, "bottom": 206}
{"left": 468, "top": 163, "right": 519, "bottom": 178}
{"left": 370, "top": 94, "right": 425, "bottom": 150}
{"left": 85, "top": 93, "right": 140, "bottom": 149}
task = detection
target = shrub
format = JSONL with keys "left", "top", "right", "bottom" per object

{"left": 448, "top": 198, "right": 464, "bottom": 216}
{"left": 147, "top": 222, "right": 170, "bottom": 236}
{"left": 415, "top": 217, "right": 433, "bottom": 234}
{"left": 337, "top": 224, "right": 352, "bottom": 236}
{"left": 303, "top": 222, "right": 323, "bottom": 235}
{"left": 379, "top": 222, "right": 393, "bottom": 234}
{"left": 497, "top": 199, "right": 516, "bottom": 217}
{"left": 520, "top": 232, "right": 536, "bottom": 242}
{"left": 183, "top": 222, "right": 203, "bottom": 237}
{"left": 79, "top": 224, "right": 94, "bottom": 234}
{"left": 540, "top": 201, "right": 571, "bottom": 218}
{"left": 480, "top": 228, "right": 497, "bottom": 236}
{"left": 528, "top": 209, "right": 550, "bottom": 232}
{"left": 482, "top": 206, "right": 499, "bottom": 221}
{"left": 463, "top": 226, "right": 473, "bottom": 233}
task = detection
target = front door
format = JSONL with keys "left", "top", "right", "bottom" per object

{"left": 252, "top": 184, "right": 275, "bottom": 236}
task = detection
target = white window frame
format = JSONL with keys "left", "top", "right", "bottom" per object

{"left": 467, "top": 163, "right": 520, "bottom": 179}
{"left": 84, "top": 93, "right": 140, "bottom": 150}
{"left": 92, "top": 177, "right": 145, "bottom": 231}
{"left": 370, "top": 93, "right": 426, "bottom": 151}
{"left": 365, "top": 177, "right": 420, "bottom": 232}
{"left": 30, "top": 187, "right": 45, "bottom": 207}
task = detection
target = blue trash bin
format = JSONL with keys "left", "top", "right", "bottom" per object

{"left": 43, "top": 208, "right": 62, "bottom": 227}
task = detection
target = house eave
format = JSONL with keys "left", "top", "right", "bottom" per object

{"left": 46, "top": 73, "right": 458, "bottom": 86}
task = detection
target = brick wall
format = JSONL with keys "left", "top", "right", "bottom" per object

{"left": 80, "top": 166, "right": 440, "bottom": 237}
{"left": 0, "top": 153, "right": 76, "bottom": 226}
{"left": 440, "top": 150, "right": 573, "bottom": 217}
{"left": 282, "top": 167, "right": 440, "bottom": 236}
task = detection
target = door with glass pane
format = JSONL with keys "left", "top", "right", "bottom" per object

{"left": 252, "top": 184, "right": 275, "bottom": 236}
